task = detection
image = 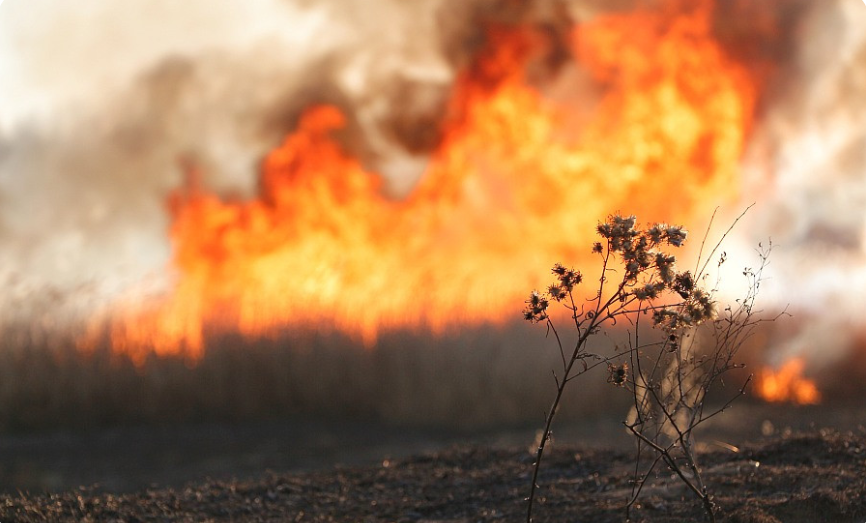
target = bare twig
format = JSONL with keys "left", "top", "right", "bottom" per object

{"left": 523, "top": 210, "right": 777, "bottom": 522}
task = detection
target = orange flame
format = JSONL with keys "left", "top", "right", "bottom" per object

{"left": 86, "top": 2, "right": 758, "bottom": 364}
{"left": 755, "top": 358, "right": 821, "bottom": 405}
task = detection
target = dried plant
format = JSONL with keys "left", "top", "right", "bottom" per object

{"left": 524, "top": 207, "right": 778, "bottom": 522}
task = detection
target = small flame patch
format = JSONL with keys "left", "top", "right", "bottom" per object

{"left": 755, "top": 358, "right": 821, "bottom": 405}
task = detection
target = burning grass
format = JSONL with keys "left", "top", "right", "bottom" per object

{"left": 78, "top": 0, "right": 759, "bottom": 363}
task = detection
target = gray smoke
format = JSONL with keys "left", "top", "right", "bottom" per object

{"left": 735, "top": 0, "right": 866, "bottom": 370}
{"left": 0, "top": 0, "right": 456, "bottom": 325}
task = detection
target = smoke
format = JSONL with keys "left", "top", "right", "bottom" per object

{"left": 736, "top": 0, "right": 866, "bottom": 370}
{"left": 0, "top": 0, "right": 456, "bottom": 324}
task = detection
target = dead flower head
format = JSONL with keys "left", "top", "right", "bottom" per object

{"left": 607, "top": 362, "right": 628, "bottom": 386}
{"left": 523, "top": 291, "right": 550, "bottom": 322}
{"left": 549, "top": 263, "right": 582, "bottom": 298}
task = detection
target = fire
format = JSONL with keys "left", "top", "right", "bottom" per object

{"left": 755, "top": 358, "right": 821, "bottom": 405}
{"left": 86, "top": 1, "right": 758, "bottom": 363}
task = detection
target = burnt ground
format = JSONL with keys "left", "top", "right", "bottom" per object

{"left": 2, "top": 402, "right": 864, "bottom": 495}
{"left": 0, "top": 428, "right": 865, "bottom": 522}
{"left": 1, "top": 400, "right": 865, "bottom": 523}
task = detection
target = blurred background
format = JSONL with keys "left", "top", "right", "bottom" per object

{"left": 0, "top": 0, "right": 864, "bottom": 493}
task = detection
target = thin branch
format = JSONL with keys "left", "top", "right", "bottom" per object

{"left": 696, "top": 203, "right": 754, "bottom": 282}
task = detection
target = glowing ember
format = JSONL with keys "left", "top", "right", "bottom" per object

{"left": 755, "top": 358, "right": 822, "bottom": 405}
{"left": 85, "top": 1, "right": 758, "bottom": 363}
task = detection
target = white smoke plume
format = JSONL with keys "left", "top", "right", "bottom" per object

{"left": 736, "top": 0, "right": 866, "bottom": 370}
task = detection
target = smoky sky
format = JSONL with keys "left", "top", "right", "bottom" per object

{"left": 0, "top": 0, "right": 456, "bottom": 322}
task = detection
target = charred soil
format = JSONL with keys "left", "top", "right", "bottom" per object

{"left": 1, "top": 429, "right": 864, "bottom": 522}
